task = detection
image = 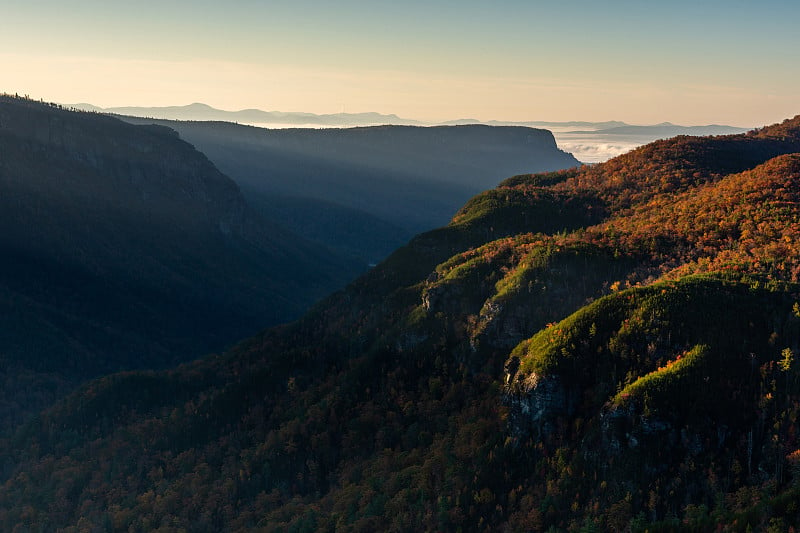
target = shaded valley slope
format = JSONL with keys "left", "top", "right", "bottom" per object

{"left": 120, "top": 118, "right": 581, "bottom": 265}
{"left": 0, "top": 96, "right": 359, "bottom": 427}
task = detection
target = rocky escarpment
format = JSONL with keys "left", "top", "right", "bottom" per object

{"left": 503, "top": 361, "right": 579, "bottom": 440}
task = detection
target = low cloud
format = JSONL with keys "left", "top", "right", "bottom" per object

{"left": 553, "top": 132, "right": 643, "bottom": 163}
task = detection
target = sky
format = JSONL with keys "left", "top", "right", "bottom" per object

{"left": 1, "top": 0, "right": 798, "bottom": 126}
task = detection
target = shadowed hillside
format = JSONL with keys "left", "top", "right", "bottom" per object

{"left": 0, "top": 95, "right": 360, "bottom": 427}
{"left": 120, "top": 118, "right": 582, "bottom": 265}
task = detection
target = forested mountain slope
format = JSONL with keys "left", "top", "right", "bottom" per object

{"left": 120, "top": 118, "right": 581, "bottom": 265}
{"left": 0, "top": 96, "right": 358, "bottom": 427}
{"left": 4, "top": 115, "right": 800, "bottom": 531}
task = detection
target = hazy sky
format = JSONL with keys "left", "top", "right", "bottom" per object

{"left": 1, "top": 0, "right": 798, "bottom": 125}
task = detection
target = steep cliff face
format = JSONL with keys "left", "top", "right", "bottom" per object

{"left": 504, "top": 370, "right": 578, "bottom": 440}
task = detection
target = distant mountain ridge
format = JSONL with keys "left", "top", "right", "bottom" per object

{"left": 441, "top": 118, "right": 628, "bottom": 129}
{"left": 566, "top": 122, "right": 749, "bottom": 136}
{"left": 69, "top": 102, "right": 746, "bottom": 132}
{"left": 71, "top": 102, "right": 422, "bottom": 126}
{"left": 72, "top": 102, "right": 751, "bottom": 164}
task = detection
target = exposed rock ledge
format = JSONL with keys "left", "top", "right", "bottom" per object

{"left": 503, "top": 362, "right": 578, "bottom": 440}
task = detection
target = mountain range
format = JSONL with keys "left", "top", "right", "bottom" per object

{"left": 71, "top": 102, "right": 421, "bottom": 127}
{"left": 71, "top": 102, "right": 747, "bottom": 136}
{"left": 73, "top": 102, "right": 750, "bottom": 165}
{"left": 565, "top": 122, "right": 750, "bottom": 136}
{"left": 2, "top": 102, "right": 800, "bottom": 530}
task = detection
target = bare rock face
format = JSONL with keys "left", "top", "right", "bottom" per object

{"left": 599, "top": 400, "right": 713, "bottom": 460}
{"left": 598, "top": 402, "right": 675, "bottom": 454}
{"left": 422, "top": 283, "right": 453, "bottom": 313}
{"left": 504, "top": 363, "right": 578, "bottom": 440}
{"left": 471, "top": 299, "right": 537, "bottom": 353}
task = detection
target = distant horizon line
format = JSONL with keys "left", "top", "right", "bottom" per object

{"left": 65, "top": 101, "right": 753, "bottom": 130}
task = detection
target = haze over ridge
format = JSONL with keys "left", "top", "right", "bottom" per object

{"left": 71, "top": 101, "right": 750, "bottom": 163}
